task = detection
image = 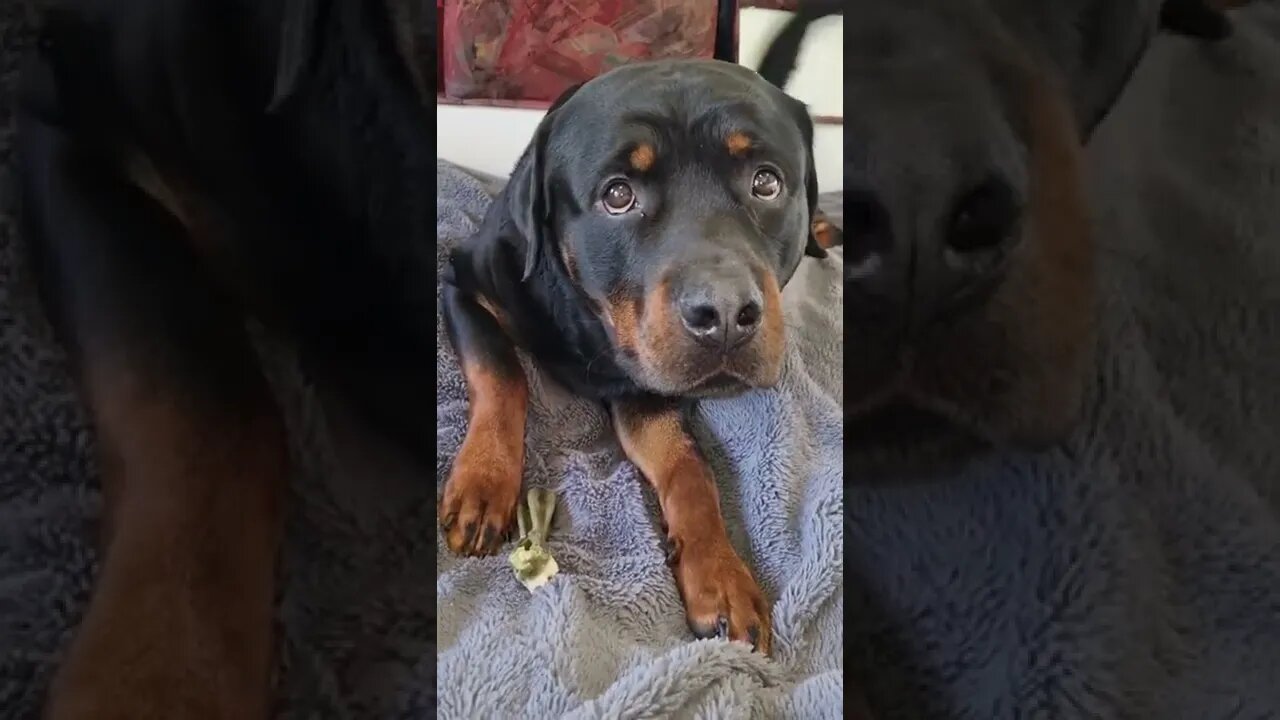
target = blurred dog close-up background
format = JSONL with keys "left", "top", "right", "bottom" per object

{"left": 3, "top": 1, "right": 1280, "bottom": 719}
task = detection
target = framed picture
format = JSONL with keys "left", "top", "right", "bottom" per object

{"left": 440, "top": 0, "right": 734, "bottom": 104}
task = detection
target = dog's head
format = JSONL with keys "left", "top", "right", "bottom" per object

{"left": 840, "top": 0, "right": 1167, "bottom": 470}
{"left": 495, "top": 60, "right": 825, "bottom": 398}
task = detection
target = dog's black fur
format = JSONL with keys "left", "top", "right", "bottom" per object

{"left": 1161, "top": 0, "right": 1238, "bottom": 40}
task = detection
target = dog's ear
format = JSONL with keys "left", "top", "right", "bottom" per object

{"left": 782, "top": 96, "right": 828, "bottom": 259}
{"left": 999, "top": 1, "right": 1239, "bottom": 139}
{"left": 757, "top": 17, "right": 830, "bottom": 259}
{"left": 1160, "top": 0, "right": 1234, "bottom": 41}
{"left": 801, "top": 141, "right": 828, "bottom": 259}
{"left": 997, "top": 0, "right": 1166, "bottom": 140}
{"left": 267, "top": 0, "right": 323, "bottom": 113}
{"left": 507, "top": 82, "right": 585, "bottom": 281}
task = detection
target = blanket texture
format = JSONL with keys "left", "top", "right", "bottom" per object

{"left": 434, "top": 167, "right": 846, "bottom": 718}
{"left": 846, "top": 4, "right": 1280, "bottom": 718}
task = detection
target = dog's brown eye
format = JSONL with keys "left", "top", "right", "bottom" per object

{"left": 602, "top": 181, "right": 636, "bottom": 214}
{"left": 751, "top": 169, "right": 782, "bottom": 200}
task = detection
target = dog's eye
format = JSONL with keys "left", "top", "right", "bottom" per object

{"left": 751, "top": 169, "right": 782, "bottom": 200}
{"left": 602, "top": 181, "right": 637, "bottom": 215}
{"left": 948, "top": 177, "right": 1020, "bottom": 253}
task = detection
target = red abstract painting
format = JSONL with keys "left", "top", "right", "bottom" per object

{"left": 442, "top": 0, "right": 722, "bottom": 101}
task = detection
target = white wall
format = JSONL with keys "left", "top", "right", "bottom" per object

{"left": 437, "top": 8, "right": 844, "bottom": 190}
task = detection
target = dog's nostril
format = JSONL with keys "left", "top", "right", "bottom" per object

{"left": 735, "top": 302, "right": 761, "bottom": 328}
{"left": 681, "top": 304, "right": 721, "bottom": 333}
{"left": 946, "top": 176, "right": 1020, "bottom": 254}
{"left": 947, "top": 220, "right": 1010, "bottom": 253}
{"left": 676, "top": 276, "right": 763, "bottom": 348}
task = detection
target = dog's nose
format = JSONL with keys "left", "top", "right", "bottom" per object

{"left": 848, "top": 178, "right": 1020, "bottom": 326}
{"left": 676, "top": 269, "right": 764, "bottom": 349}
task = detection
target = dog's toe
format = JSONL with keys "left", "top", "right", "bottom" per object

{"left": 673, "top": 538, "right": 773, "bottom": 655}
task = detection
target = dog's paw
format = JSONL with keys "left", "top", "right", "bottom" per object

{"left": 439, "top": 454, "right": 520, "bottom": 556}
{"left": 670, "top": 536, "right": 772, "bottom": 655}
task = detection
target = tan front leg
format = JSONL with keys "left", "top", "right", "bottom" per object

{"left": 612, "top": 397, "right": 771, "bottom": 654}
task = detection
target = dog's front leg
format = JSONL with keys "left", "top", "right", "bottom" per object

{"left": 438, "top": 283, "right": 527, "bottom": 556}
{"left": 48, "top": 381, "right": 287, "bottom": 720}
{"left": 611, "top": 397, "right": 772, "bottom": 655}
{"left": 17, "top": 112, "right": 287, "bottom": 717}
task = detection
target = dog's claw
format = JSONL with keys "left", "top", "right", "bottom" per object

{"left": 439, "top": 460, "right": 520, "bottom": 557}
{"left": 674, "top": 538, "right": 772, "bottom": 655}
{"left": 480, "top": 525, "right": 499, "bottom": 553}
{"left": 664, "top": 536, "right": 681, "bottom": 566}
{"left": 461, "top": 520, "right": 480, "bottom": 552}
{"left": 689, "top": 618, "right": 719, "bottom": 640}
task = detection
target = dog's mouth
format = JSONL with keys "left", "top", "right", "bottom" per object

{"left": 617, "top": 326, "right": 784, "bottom": 399}
{"left": 845, "top": 398, "right": 991, "bottom": 476}
{"left": 847, "top": 401, "right": 957, "bottom": 447}
{"left": 683, "top": 371, "right": 753, "bottom": 398}
{"left": 630, "top": 358, "right": 766, "bottom": 399}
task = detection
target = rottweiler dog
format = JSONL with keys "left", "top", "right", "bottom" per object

{"left": 439, "top": 59, "right": 829, "bottom": 656}
{"left": 16, "top": 0, "right": 435, "bottom": 717}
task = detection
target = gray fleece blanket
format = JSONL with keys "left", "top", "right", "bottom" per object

{"left": 433, "top": 165, "right": 845, "bottom": 718}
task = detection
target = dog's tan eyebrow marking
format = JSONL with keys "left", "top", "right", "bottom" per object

{"left": 726, "top": 131, "right": 753, "bottom": 156}
{"left": 629, "top": 143, "right": 656, "bottom": 172}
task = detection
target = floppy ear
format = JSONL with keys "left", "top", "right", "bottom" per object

{"left": 781, "top": 96, "right": 828, "bottom": 259}
{"left": 801, "top": 142, "right": 828, "bottom": 259}
{"left": 1160, "top": 0, "right": 1234, "bottom": 41}
{"left": 267, "top": 0, "right": 322, "bottom": 113}
{"left": 508, "top": 82, "right": 585, "bottom": 281}
{"left": 998, "top": 0, "right": 1165, "bottom": 139}
{"left": 1000, "top": 1, "right": 1241, "bottom": 139}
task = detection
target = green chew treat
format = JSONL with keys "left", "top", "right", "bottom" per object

{"left": 509, "top": 488, "right": 560, "bottom": 591}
